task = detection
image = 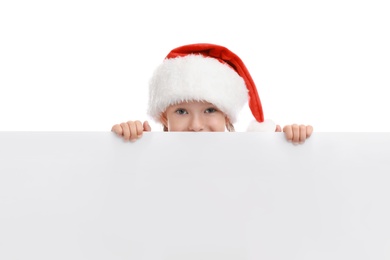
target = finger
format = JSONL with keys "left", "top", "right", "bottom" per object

{"left": 135, "top": 120, "right": 143, "bottom": 138}
{"left": 275, "top": 124, "right": 282, "bottom": 132}
{"left": 111, "top": 124, "right": 123, "bottom": 135}
{"left": 291, "top": 124, "right": 300, "bottom": 143}
{"left": 299, "top": 124, "right": 307, "bottom": 143}
{"left": 283, "top": 125, "right": 293, "bottom": 141}
{"left": 120, "top": 122, "right": 131, "bottom": 141}
{"left": 143, "top": 121, "right": 152, "bottom": 132}
{"left": 127, "top": 121, "right": 138, "bottom": 142}
{"left": 306, "top": 125, "right": 313, "bottom": 138}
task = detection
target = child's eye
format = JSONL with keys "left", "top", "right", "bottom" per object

{"left": 205, "top": 108, "right": 217, "bottom": 113}
{"left": 175, "top": 109, "right": 188, "bottom": 115}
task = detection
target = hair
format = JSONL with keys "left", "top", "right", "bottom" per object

{"left": 226, "top": 122, "right": 235, "bottom": 132}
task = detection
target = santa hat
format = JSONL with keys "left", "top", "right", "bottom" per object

{"left": 147, "top": 43, "right": 276, "bottom": 132}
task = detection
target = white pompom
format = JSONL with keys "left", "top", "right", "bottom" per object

{"left": 246, "top": 119, "right": 276, "bottom": 132}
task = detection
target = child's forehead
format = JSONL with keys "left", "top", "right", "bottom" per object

{"left": 169, "top": 100, "right": 219, "bottom": 108}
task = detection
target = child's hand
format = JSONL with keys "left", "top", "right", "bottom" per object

{"left": 276, "top": 124, "right": 313, "bottom": 144}
{"left": 111, "top": 120, "right": 151, "bottom": 142}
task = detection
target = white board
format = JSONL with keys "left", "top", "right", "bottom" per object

{"left": 1, "top": 132, "right": 390, "bottom": 259}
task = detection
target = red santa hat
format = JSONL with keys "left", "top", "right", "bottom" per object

{"left": 147, "top": 43, "right": 276, "bottom": 131}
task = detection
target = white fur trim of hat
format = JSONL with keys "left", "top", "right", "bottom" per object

{"left": 247, "top": 119, "right": 276, "bottom": 132}
{"left": 147, "top": 54, "right": 248, "bottom": 123}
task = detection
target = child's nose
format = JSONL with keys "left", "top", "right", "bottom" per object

{"left": 188, "top": 115, "right": 204, "bottom": 132}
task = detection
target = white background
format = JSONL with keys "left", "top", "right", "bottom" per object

{"left": 1, "top": 0, "right": 389, "bottom": 132}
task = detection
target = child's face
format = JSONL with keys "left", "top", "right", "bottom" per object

{"left": 161, "top": 101, "right": 228, "bottom": 132}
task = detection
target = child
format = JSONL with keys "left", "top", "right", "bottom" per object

{"left": 112, "top": 43, "right": 313, "bottom": 144}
